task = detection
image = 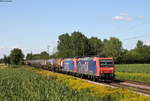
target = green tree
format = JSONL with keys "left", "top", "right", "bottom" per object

{"left": 103, "top": 37, "right": 123, "bottom": 62}
{"left": 123, "top": 50, "right": 144, "bottom": 63}
{"left": 40, "top": 51, "right": 49, "bottom": 59}
{"left": 136, "top": 46, "right": 150, "bottom": 63}
{"left": 30, "top": 54, "right": 41, "bottom": 60}
{"left": 57, "top": 32, "right": 90, "bottom": 57}
{"left": 0, "top": 58, "right": 2, "bottom": 63}
{"left": 41, "top": 51, "right": 49, "bottom": 56}
{"left": 26, "top": 53, "right": 33, "bottom": 60}
{"left": 3, "top": 55, "right": 10, "bottom": 65}
{"left": 70, "top": 31, "right": 90, "bottom": 57}
{"left": 136, "top": 40, "right": 143, "bottom": 48}
{"left": 10, "top": 48, "right": 24, "bottom": 65}
{"left": 57, "top": 33, "right": 72, "bottom": 58}
{"left": 122, "top": 45, "right": 150, "bottom": 63}
{"left": 88, "top": 37, "right": 103, "bottom": 56}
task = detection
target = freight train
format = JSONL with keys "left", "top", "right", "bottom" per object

{"left": 25, "top": 57, "right": 115, "bottom": 81}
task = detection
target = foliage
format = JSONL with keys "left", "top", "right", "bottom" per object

{"left": 53, "top": 32, "right": 128, "bottom": 63}
{"left": 123, "top": 50, "right": 144, "bottom": 63}
{"left": 2, "top": 48, "right": 24, "bottom": 65}
{"left": 9, "top": 48, "right": 24, "bottom": 65}
{"left": 103, "top": 37, "right": 123, "bottom": 62}
{"left": 3, "top": 55, "right": 11, "bottom": 65}
{"left": 136, "top": 40, "right": 144, "bottom": 48}
{"left": 122, "top": 45, "right": 150, "bottom": 63}
{"left": 55, "top": 33, "right": 150, "bottom": 64}
{"left": 88, "top": 37, "right": 103, "bottom": 56}
{"left": 26, "top": 51, "right": 49, "bottom": 60}
{"left": 56, "top": 32, "right": 124, "bottom": 60}
{"left": 0, "top": 58, "right": 3, "bottom": 63}
{"left": 26, "top": 52, "right": 33, "bottom": 60}
{"left": 57, "top": 32, "right": 91, "bottom": 58}
{"left": 57, "top": 33, "right": 72, "bottom": 58}
{"left": 70, "top": 32, "right": 90, "bottom": 57}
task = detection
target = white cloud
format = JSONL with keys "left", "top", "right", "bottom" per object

{"left": 112, "top": 12, "right": 133, "bottom": 21}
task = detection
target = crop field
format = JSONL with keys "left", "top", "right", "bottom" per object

{"left": 0, "top": 65, "right": 100, "bottom": 101}
{"left": 116, "top": 64, "right": 150, "bottom": 83}
{"left": 0, "top": 65, "right": 150, "bottom": 101}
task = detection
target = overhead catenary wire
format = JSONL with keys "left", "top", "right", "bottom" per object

{"left": 102, "top": 17, "right": 150, "bottom": 49}
{"left": 110, "top": 18, "right": 150, "bottom": 44}
{"left": 109, "top": 18, "right": 150, "bottom": 36}
{"left": 123, "top": 33, "right": 150, "bottom": 41}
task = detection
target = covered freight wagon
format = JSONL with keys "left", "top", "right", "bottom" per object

{"left": 25, "top": 60, "right": 47, "bottom": 67}
{"left": 62, "top": 58, "right": 74, "bottom": 72}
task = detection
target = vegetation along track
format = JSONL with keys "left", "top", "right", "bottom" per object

{"left": 79, "top": 79, "right": 150, "bottom": 96}
{"left": 35, "top": 66, "right": 150, "bottom": 96}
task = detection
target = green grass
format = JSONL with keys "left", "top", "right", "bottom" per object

{"left": 116, "top": 64, "right": 150, "bottom": 74}
{"left": 0, "top": 66, "right": 100, "bottom": 101}
{"left": 116, "top": 64, "right": 150, "bottom": 83}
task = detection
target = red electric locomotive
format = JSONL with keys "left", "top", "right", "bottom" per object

{"left": 94, "top": 57, "right": 115, "bottom": 80}
{"left": 62, "top": 57, "right": 115, "bottom": 80}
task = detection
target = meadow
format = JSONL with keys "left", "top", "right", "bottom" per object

{"left": 116, "top": 64, "right": 150, "bottom": 83}
{"left": 0, "top": 65, "right": 150, "bottom": 101}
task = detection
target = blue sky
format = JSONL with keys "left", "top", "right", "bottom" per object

{"left": 0, "top": 0, "right": 150, "bottom": 58}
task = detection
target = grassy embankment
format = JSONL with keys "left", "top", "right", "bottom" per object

{"left": 116, "top": 64, "right": 150, "bottom": 83}
{"left": 0, "top": 65, "right": 150, "bottom": 101}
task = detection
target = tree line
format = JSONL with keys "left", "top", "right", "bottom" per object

{"left": 1, "top": 49, "right": 50, "bottom": 65}
{"left": 1, "top": 31, "right": 150, "bottom": 65}
{"left": 51, "top": 31, "right": 150, "bottom": 64}
{"left": 26, "top": 51, "right": 49, "bottom": 60}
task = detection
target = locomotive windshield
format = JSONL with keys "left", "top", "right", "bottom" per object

{"left": 100, "top": 59, "right": 114, "bottom": 67}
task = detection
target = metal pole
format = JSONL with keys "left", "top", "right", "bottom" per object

{"left": 47, "top": 45, "right": 50, "bottom": 56}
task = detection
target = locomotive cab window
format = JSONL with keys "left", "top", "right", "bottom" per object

{"left": 100, "top": 59, "right": 114, "bottom": 67}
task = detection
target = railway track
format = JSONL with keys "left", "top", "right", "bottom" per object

{"left": 34, "top": 66, "right": 150, "bottom": 96}
{"left": 107, "top": 81, "right": 150, "bottom": 95}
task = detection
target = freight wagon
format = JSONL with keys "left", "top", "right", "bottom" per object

{"left": 26, "top": 60, "right": 47, "bottom": 68}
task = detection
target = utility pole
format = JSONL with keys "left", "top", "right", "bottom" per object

{"left": 47, "top": 45, "right": 50, "bottom": 56}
